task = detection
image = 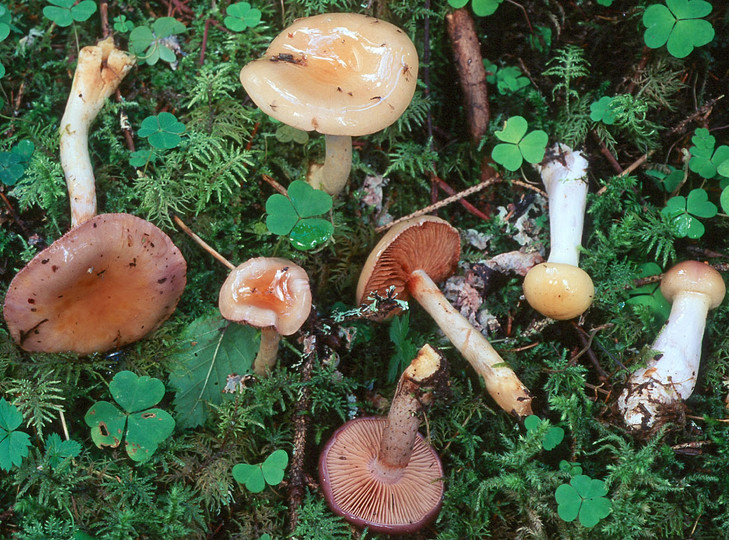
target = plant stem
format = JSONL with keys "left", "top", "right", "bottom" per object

{"left": 173, "top": 215, "right": 236, "bottom": 270}
{"left": 307, "top": 134, "right": 352, "bottom": 196}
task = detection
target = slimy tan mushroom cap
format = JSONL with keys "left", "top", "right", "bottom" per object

{"left": 240, "top": 13, "right": 418, "bottom": 136}
{"left": 3, "top": 213, "right": 187, "bottom": 355}
{"left": 660, "top": 260, "right": 725, "bottom": 309}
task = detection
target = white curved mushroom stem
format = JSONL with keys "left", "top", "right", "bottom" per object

{"left": 618, "top": 261, "right": 726, "bottom": 430}
{"left": 253, "top": 327, "right": 283, "bottom": 376}
{"left": 537, "top": 143, "right": 589, "bottom": 266}
{"left": 409, "top": 269, "right": 533, "bottom": 417}
{"left": 59, "top": 37, "right": 135, "bottom": 227}
{"left": 307, "top": 135, "right": 353, "bottom": 196}
{"left": 377, "top": 344, "right": 445, "bottom": 474}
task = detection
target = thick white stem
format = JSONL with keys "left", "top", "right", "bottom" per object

{"left": 307, "top": 134, "right": 352, "bottom": 196}
{"left": 537, "top": 143, "right": 589, "bottom": 267}
{"left": 59, "top": 38, "right": 134, "bottom": 227}
{"left": 618, "top": 291, "right": 711, "bottom": 429}
{"left": 253, "top": 327, "right": 282, "bottom": 375}
{"left": 408, "top": 269, "right": 533, "bottom": 417}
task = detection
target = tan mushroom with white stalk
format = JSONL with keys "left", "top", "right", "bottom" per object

{"left": 239, "top": 13, "right": 418, "bottom": 196}
{"left": 617, "top": 261, "right": 726, "bottom": 430}
{"left": 219, "top": 257, "right": 312, "bottom": 376}
{"left": 319, "top": 344, "right": 447, "bottom": 534}
{"left": 3, "top": 38, "right": 187, "bottom": 355}
{"left": 356, "top": 215, "right": 533, "bottom": 417}
{"left": 522, "top": 143, "right": 595, "bottom": 320}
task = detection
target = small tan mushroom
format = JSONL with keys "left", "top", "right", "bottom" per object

{"left": 356, "top": 215, "right": 533, "bottom": 417}
{"left": 219, "top": 257, "right": 312, "bottom": 375}
{"left": 3, "top": 214, "right": 186, "bottom": 355}
{"left": 319, "top": 344, "right": 446, "bottom": 534}
{"left": 240, "top": 13, "right": 418, "bottom": 196}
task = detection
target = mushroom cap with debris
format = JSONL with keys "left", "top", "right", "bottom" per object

{"left": 240, "top": 12, "right": 418, "bottom": 136}
{"left": 3, "top": 213, "right": 187, "bottom": 355}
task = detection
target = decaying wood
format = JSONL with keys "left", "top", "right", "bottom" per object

{"left": 446, "top": 8, "right": 490, "bottom": 143}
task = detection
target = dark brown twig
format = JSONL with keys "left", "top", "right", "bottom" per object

{"left": 432, "top": 173, "right": 491, "bottom": 222}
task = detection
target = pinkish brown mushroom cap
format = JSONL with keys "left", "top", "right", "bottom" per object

{"left": 356, "top": 216, "right": 461, "bottom": 309}
{"left": 218, "top": 257, "right": 312, "bottom": 335}
{"left": 240, "top": 13, "right": 418, "bottom": 137}
{"left": 660, "top": 260, "right": 726, "bottom": 309}
{"left": 319, "top": 416, "right": 444, "bottom": 535}
{"left": 3, "top": 213, "right": 187, "bottom": 355}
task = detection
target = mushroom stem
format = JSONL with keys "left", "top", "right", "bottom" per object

{"left": 377, "top": 344, "right": 445, "bottom": 472}
{"left": 408, "top": 269, "right": 533, "bottom": 417}
{"left": 59, "top": 38, "right": 135, "bottom": 227}
{"left": 253, "top": 327, "right": 282, "bottom": 376}
{"left": 307, "top": 135, "right": 353, "bottom": 196}
{"left": 538, "top": 143, "right": 589, "bottom": 267}
{"left": 618, "top": 292, "right": 710, "bottom": 429}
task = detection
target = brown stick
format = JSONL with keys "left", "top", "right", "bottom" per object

{"left": 432, "top": 174, "right": 491, "bottom": 222}
{"left": 173, "top": 215, "right": 236, "bottom": 270}
{"left": 445, "top": 8, "right": 490, "bottom": 143}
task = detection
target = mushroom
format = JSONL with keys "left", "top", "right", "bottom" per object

{"left": 3, "top": 39, "right": 187, "bottom": 355}
{"left": 356, "top": 215, "right": 533, "bottom": 417}
{"left": 59, "top": 37, "right": 135, "bottom": 227}
{"left": 522, "top": 143, "right": 595, "bottom": 320}
{"left": 239, "top": 13, "right": 418, "bottom": 196}
{"left": 319, "top": 343, "right": 447, "bottom": 534}
{"left": 3, "top": 213, "right": 186, "bottom": 355}
{"left": 218, "top": 257, "right": 312, "bottom": 375}
{"left": 617, "top": 261, "right": 726, "bottom": 430}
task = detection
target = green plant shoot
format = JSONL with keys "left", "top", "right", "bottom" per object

{"left": 0, "top": 398, "right": 31, "bottom": 471}
{"left": 642, "top": 0, "right": 714, "bottom": 59}
{"left": 84, "top": 371, "right": 175, "bottom": 462}
{"left": 688, "top": 128, "right": 729, "bottom": 180}
{"left": 524, "top": 415, "right": 565, "bottom": 451}
{"left": 589, "top": 96, "right": 618, "bottom": 125}
{"left": 224, "top": 2, "right": 262, "bottom": 32}
{"left": 0, "top": 140, "right": 34, "bottom": 186}
{"left": 128, "top": 16, "right": 186, "bottom": 65}
{"left": 661, "top": 188, "right": 717, "bottom": 239}
{"left": 265, "top": 180, "right": 333, "bottom": 250}
{"left": 491, "top": 116, "right": 548, "bottom": 171}
{"left": 233, "top": 449, "right": 289, "bottom": 493}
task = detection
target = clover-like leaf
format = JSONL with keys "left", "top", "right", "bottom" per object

{"left": 0, "top": 398, "right": 31, "bottom": 471}
{"left": 128, "top": 18, "right": 185, "bottom": 65}
{"left": 524, "top": 415, "right": 565, "bottom": 451}
{"left": 265, "top": 181, "right": 333, "bottom": 250}
{"left": 589, "top": 96, "right": 617, "bottom": 125}
{"left": 626, "top": 262, "right": 671, "bottom": 324}
{"left": 43, "top": 0, "right": 97, "bottom": 27}
{"left": 153, "top": 16, "right": 185, "bottom": 38}
{"left": 84, "top": 371, "right": 175, "bottom": 462}
{"left": 224, "top": 2, "right": 262, "bottom": 32}
{"left": 556, "top": 474, "right": 612, "bottom": 527}
{"left": 471, "top": 0, "right": 503, "bottom": 17}
{"left": 492, "top": 116, "right": 548, "bottom": 171}
{"left": 688, "top": 129, "right": 729, "bottom": 180}
{"left": 233, "top": 449, "right": 288, "bottom": 493}
{"left": 721, "top": 186, "right": 729, "bottom": 216}
{"left": 275, "top": 124, "right": 309, "bottom": 145}
{"left": 0, "top": 152, "right": 24, "bottom": 186}
{"left": 643, "top": 0, "right": 714, "bottom": 58}
{"left": 138, "top": 112, "right": 185, "bottom": 150}
{"left": 685, "top": 187, "right": 717, "bottom": 218}
{"left": 644, "top": 167, "right": 684, "bottom": 193}
{"left": 661, "top": 189, "right": 717, "bottom": 239}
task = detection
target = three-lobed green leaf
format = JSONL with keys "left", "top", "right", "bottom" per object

{"left": 661, "top": 188, "right": 717, "bottom": 239}
{"left": 224, "top": 2, "right": 262, "bottom": 32}
{"left": 0, "top": 397, "right": 31, "bottom": 471}
{"left": 84, "top": 371, "right": 175, "bottom": 462}
{"left": 492, "top": 116, "right": 548, "bottom": 171}
{"left": 138, "top": 112, "right": 186, "bottom": 149}
{"left": 128, "top": 17, "right": 186, "bottom": 65}
{"left": 643, "top": 0, "right": 714, "bottom": 58}
{"left": 688, "top": 128, "right": 729, "bottom": 179}
{"left": 524, "top": 414, "right": 565, "bottom": 451}
{"left": 233, "top": 449, "right": 289, "bottom": 493}
{"left": 555, "top": 474, "right": 612, "bottom": 527}
{"left": 265, "top": 180, "right": 333, "bottom": 250}
{"left": 43, "top": 0, "right": 97, "bottom": 27}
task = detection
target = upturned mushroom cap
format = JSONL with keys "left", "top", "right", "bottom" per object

{"left": 3, "top": 213, "right": 186, "bottom": 354}
{"left": 522, "top": 262, "right": 594, "bottom": 320}
{"left": 356, "top": 216, "right": 460, "bottom": 308}
{"left": 240, "top": 13, "right": 418, "bottom": 136}
{"left": 319, "top": 416, "right": 444, "bottom": 534}
{"left": 218, "top": 257, "right": 312, "bottom": 335}
{"left": 660, "top": 260, "right": 725, "bottom": 309}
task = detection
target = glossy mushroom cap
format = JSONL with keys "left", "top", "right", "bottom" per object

{"left": 3, "top": 213, "right": 187, "bottom": 354}
{"left": 661, "top": 260, "right": 726, "bottom": 309}
{"left": 218, "top": 257, "right": 312, "bottom": 335}
{"left": 522, "top": 262, "right": 594, "bottom": 320}
{"left": 319, "top": 416, "right": 444, "bottom": 535}
{"left": 240, "top": 13, "right": 418, "bottom": 136}
{"left": 356, "top": 216, "right": 460, "bottom": 309}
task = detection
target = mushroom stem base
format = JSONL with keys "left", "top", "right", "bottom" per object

{"left": 307, "top": 134, "right": 352, "bottom": 196}
{"left": 408, "top": 269, "right": 533, "bottom": 417}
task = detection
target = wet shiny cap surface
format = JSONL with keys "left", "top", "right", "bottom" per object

{"left": 240, "top": 13, "right": 418, "bottom": 136}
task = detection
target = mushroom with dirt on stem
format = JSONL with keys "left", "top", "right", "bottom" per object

{"left": 617, "top": 260, "right": 726, "bottom": 430}
{"left": 239, "top": 12, "right": 418, "bottom": 196}
{"left": 218, "top": 257, "right": 312, "bottom": 376}
{"left": 319, "top": 343, "right": 447, "bottom": 535}
{"left": 356, "top": 215, "right": 533, "bottom": 417}
{"left": 522, "top": 143, "right": 595, "bottom": 320}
